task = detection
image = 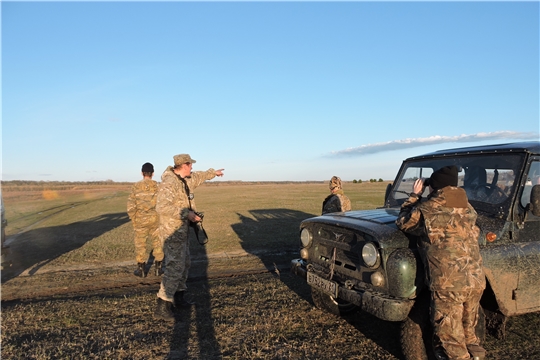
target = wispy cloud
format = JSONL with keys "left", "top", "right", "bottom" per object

{"left": 331, "top": 131, "right": 539, "bottom": 157}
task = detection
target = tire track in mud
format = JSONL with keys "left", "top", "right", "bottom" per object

{"left": 1, "top": 252, "right": 295, "bottom": 303}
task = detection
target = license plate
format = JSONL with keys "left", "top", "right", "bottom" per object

{"left": 307, "top": 271, "right": 338, "bottom": 298}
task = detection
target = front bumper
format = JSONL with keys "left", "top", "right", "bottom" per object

{"left": 291, "top": 258, "right": 414, "bottom": 322}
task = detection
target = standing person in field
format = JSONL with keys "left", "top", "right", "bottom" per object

{"left": 154, "top": 154, "right": 224, "bottom": 322}
{"left": 396, "top": 166, "right": 486, "bottom": 360}
{"left": 322, "top": 176, "right": 352, "bottom": 214}
{"left": 127, "top": 162, "right": 164, "bottom": 278}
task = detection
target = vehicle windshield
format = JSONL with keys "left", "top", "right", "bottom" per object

{"left": 388, "top": 154, "right": 525, "bottom": 210}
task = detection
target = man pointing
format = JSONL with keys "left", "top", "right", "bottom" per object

{"left": 154, "top": 154, "right": 224, "bottom": 321}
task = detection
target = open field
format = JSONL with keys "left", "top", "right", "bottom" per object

{"left": 1, "top": 181, "right": 540, "bottom": 359}
{"left": 1, "top": 181, "right": 387, "bottom": 275}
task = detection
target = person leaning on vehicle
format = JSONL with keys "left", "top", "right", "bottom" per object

{"left": 127, "top": 162, "right": 164, "bottom": 278}
{"left": 395, "top": 166, "right": 486, "bottom": 360}
{"left": 154, "top": 154, "right": 224, "bottom": 322}
{"left": 322, "top": 176, "right": 352, "bottom": 215}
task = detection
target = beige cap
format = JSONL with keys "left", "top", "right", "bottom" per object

{"left": 173, "top": 154, "right": 196, "bottom": 166}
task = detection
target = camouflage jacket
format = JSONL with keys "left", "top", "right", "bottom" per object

{"left": 127, "top": 178, "right": 159, "bottom": 228}
{"left": 156, "top": 166, "right": 216, "bottom": 237}
{"left": 396, "top": 186, "right": 485, "bottom": 292}
{"left": 322, "top": 191, "right": 352, "bottom": 215}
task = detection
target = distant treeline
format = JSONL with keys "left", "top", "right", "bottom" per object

{"left": 2, "top": 180, "right": 133, "bottom": 186}
{"left": 1, "top": 179, "right": 387, "bottom": 191}
{"left": 1, "top": 180, "right": 133, "bottom": 192}
{"left": 203, "top": 180, "right": 327, "bottom": 186}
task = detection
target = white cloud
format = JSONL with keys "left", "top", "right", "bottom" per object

{"left": 330, "top": 131, "right": 540, "bottom": 157}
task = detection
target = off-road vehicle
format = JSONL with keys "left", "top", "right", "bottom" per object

{"left": 291, "top": 141, "right": 540, "bottom": 359}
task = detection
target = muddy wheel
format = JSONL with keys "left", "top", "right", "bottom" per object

{"left": 401, "top": 294, "right": 434, "bottom": 360}
{"left": 311, "top": 287, "right": 357, "bottom": 316}
{"left": 401, "top": 294, "right": 486, "bottom": 360}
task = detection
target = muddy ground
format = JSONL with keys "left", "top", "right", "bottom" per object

{"left": 2, "top": 253, "right": 540, "bottom": 360}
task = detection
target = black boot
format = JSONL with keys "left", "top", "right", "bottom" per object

{"left": 154, "top": 261, "right": 164, "bottom": 276}
{"left": 134, "top": 262, "right": 146, "bottom": 278}
{"left": 174, "top": 291, "right": 195, "bottom": 309}
{"left": 154, "top": 298, "right": 175, "bottom": 322}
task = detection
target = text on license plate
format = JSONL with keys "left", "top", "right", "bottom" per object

{"left": 307, "top": 272, "right": 338, "bottom": 298}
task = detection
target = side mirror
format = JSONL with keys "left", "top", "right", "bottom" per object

{"left": 530, "top": 185, "right": 540, "bottom": 217}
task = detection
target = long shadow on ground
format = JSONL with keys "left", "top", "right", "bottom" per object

{"left": 231, "top": 208, "right": 404, "bottom": 360}
{"left": 167, "top": 228, "right": 221, "bottom": 359}
{"left": 1, "top": 212, "right": 129, "bottom": 283}
{"left": 232, "top": 208, "right": 315, "bottom": 304}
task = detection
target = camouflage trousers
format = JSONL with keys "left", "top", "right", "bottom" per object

{"left": 431, "top": 288, "right": 484, "bottom": 360}
{"left": 157, "top": 228, "right": 191, "bottom": 303}
{"left": 133, "top": 225, "right": 163, "bottom": 264}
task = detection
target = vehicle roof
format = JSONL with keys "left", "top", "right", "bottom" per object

{"left": 406, "top": 141, "right": 540, "bottom": 161}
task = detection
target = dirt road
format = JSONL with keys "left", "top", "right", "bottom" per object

{"left": 2, "top": 253, "right": 540, "bottom": 359}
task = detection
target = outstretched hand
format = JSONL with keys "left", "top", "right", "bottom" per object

{"left": 215, "top": 169, "right": 225, "bottom": 177}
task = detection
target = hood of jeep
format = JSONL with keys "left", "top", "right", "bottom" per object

{"left": 301, "top": 208, "right": 411, "bottom": 249}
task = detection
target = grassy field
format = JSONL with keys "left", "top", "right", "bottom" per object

{"left": 2, "top": 181, "right": 539, "bottom": 359}
{"left": 1, "top": 181, "right": 389, "bottom": 269}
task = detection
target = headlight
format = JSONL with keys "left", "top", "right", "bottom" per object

{"left": 362, "top": 242, "right": 380, "bottom": 268}
{"left": 371, "top": 271, "right": 385, "bottom": 287}
{"left": 300, "top": 228, "right": 312, "bottom": 247}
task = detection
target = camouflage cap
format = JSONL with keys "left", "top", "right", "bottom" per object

{"left": 173, "top": 154, "right": 196, "bottom": 166}
{"left": 329, "top": 176, "right": 342, "bottom": 190}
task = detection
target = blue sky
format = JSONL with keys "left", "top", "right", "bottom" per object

{"left": 2, "top": 1, "right": 539, "bottom": 183}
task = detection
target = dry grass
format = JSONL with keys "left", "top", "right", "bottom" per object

{"left": 2, "top": 181, "right": 388, "bottom": 268}
{"left": 2, "top": 182, "right": 539, "bottom": 359}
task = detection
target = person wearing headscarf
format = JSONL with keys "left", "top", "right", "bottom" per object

{"left": 322, "top": 176, "right": 352, "bottom": 214}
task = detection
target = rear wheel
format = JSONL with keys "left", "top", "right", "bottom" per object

{"left": 310, "top": 287, "right": 357, "bottom": 316}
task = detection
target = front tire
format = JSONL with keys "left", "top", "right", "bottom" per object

{"left": 400, "top": 293, "right": 486, "bottom": 360}
{"left": 401, "top": 294, "right": 433, "bottom": 360}
{"left": 310, "top": 287, "right": 357, "bottom": 316}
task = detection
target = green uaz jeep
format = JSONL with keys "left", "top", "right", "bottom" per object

{"left": 291, "top": 141, "right": 540, "bottom": 360}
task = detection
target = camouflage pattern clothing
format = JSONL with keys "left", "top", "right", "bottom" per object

{"left": 396, "top": 186, "right": 486, "bottom": 360}
{"left": 322, "top": 176, "right": 352, "bottom": 215}
{"left": 156, "top": 166, "right": 217, "bottom": 303}
{"left": 322, "top": 192, "right": 352, "bottom": 214}
{"left": 127, "top": 178, "right": 163, "bottom": 264}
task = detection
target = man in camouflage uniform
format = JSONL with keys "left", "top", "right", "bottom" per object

{"left": 396, "top": 166, "right": 486, "bottom": 360}
{"left": 127, "top": 162, "right": 163, "bottom": 278}
{"left": 322, "top": 176, "right": 352, "bottom": 214}
{"left": 154, "top": 154, "right": 224, "bottom": 321}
